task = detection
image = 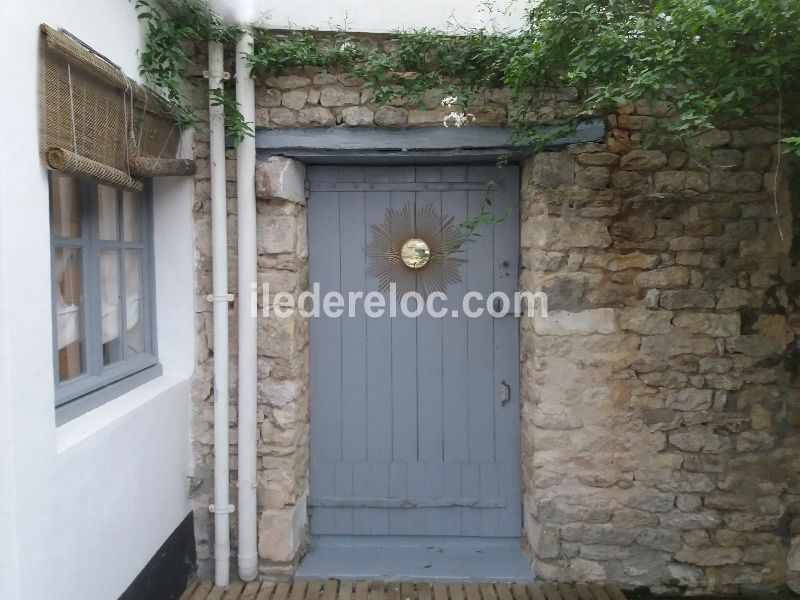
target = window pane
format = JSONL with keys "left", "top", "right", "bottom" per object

{"left": 54, "top": 247, "right": 84, "bottom": 381}
{"left": 100, "top": 250, "right": 122, "bottom": 365}
{"left": 51, "top": 174, "right": 80, "bottom": 238}
{"left": 125, "top": 249, "right": 144, "bottom": 354}
{"left": 98, "top": 186, "right": 118, "bottom": 241}
{"left": 122, "top": 191, "right": 141, "bottom": 242}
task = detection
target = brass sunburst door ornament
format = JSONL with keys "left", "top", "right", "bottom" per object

{"left": 367, "top": 202, "right": 465, "bottom": 296}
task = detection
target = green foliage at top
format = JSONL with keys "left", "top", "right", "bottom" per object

{"left": 136, "top": 0, "right": 242, "bottom": 136}
{"left": 137, "top": 0, "right": 800, "bottom": 150}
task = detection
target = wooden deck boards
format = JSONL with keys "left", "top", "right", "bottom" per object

{"left": 188, "top": 581, "right": 627, "bottom": 600}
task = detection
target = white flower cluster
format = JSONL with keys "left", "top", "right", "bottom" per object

{"left": 441, "top": 96, "right": 475, "bottom": 128}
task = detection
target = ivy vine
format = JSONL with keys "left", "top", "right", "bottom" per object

{"left": 137, "top": 0, "right": 800, "bottom": 151}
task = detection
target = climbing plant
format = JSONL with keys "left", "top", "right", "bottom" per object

{"left": 137, "top": 0, "right": 800, "bottom": 150}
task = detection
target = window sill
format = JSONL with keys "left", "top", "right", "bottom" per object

{"left": 55, "top": 361, "right": 163, "bottom": 427}
{"left": 56, "top": 371, "right": 188, "bottom": 452}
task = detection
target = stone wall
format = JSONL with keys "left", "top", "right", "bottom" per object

{"left": 520, "top": 106, "right": 800, "bottom": 593}
{"left": 187, "top": 48, "right": 799, "bottom": 592}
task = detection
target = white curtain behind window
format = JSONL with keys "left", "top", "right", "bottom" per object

{"left": 56, "top": 194, "right": 141, "bottom": 350}
{"left": 55, "top": 251, "right": 80, "bottom": 349}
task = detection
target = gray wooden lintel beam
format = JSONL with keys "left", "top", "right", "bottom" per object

{"left": 253, "top": 120, "right": 605, "bottom": 163}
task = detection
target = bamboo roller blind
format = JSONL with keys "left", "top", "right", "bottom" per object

{"left": 39, "top": 24, "right": 190, "bottom": 192}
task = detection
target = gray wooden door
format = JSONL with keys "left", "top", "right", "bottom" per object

{"left": 307, "top": 164, "right": 520, "bottom": 537}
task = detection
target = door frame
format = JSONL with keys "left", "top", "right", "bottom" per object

{"left": 252, "top": 122, "right": 606, "bottom": 568}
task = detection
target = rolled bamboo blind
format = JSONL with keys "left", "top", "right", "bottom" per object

{"left": 39, "top": 24, "right": 193, "bottom": 190}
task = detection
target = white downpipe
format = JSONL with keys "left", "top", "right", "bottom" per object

{"left": 236, "top": 30, "right": 259, "bottom": 582}
{"left": 208, "top": 41, "right": 232, "bottom": 588}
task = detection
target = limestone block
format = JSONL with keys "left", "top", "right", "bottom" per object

{"left": 730, "top": 127, "right": 780, "bottom": 147}
{"left": 620, "top": 149, "right": 668, "bottom": 171}
{"left": 258, "top": 216, "right": 298, "bottom": 254}
{"left": 788, "top": 536, "right": 800, "bottom": 593}
{"left": 320, "top": 86, "right": 360, "bottom": 107}
{"left": 575, "top": 152, "right": 619, "bottom": 167}
{"left": 636, "top": 528, "right": 682, "bottom": 552}
{"left": 312, "top": 72, "right": 338, "bottom": 85}
{"left": 264, "top": 75, "right": 312, "bottom": 89}
{"left": 374, "top": 106, "right": 408, "bottom": 126}
{"left": 256, "top": 157, "right": 306, "bottom": 204}
{"left": 270, "top": 107, "right": 298, "bottom": 127}
{"left": 653, "top": 171, "right": 710, "bottom": 193}
{"left": 712, "top": 149, "right": 744, "bottom": 168}
{"left": 530, "top": 152, "right": 575, "bottom": 188}
{"left": 574, "top": 166, "right": 610, "bottom": 190}
{"left": 710, "top": 170, "right": 763, "bottom": 192}
{"left": 666, "top": 388, "right": 713, "bottom": 411}
{"left": 298, "top": 107, "right": 335, "bottom": 126}
{"left": 282, "top": 89, "right": 309, "bottom": 110}
{"left": 527, "top": 218, "right": 611, "bottom": 250}
{"left": 692, "top": 129, "right": 731, "bottom": 148}
{"left": 618, "top": 310, "right": 673, "bottom": 335}
{"left": 673, "top": 312, "right": 741, "bottom": 337}
{"left": 257, "top": 497, "right": 308, "bottom": 562}
{"left": 659, "top": 290, "right": 716, "bottom": 309}
{"left": 342, "top": 106, "right": 374, "bottom": 126}
{"left": 534, "top": 309, "right": 617, "bottom": 336}
{"left": 607, "top": 252, "right": 659, "bottom": 271}
{"left": 675, "top": 545, "right": 742, "bottom": 566}
{"left": 634, "top": 266, "right": 690, "bottom": 288}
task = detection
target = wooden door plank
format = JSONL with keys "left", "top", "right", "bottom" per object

{"left": 181, "top": 580, "right": 200, "bottom": 600}
{"left": 573, "top": 585, "right": 593, "bottom": 600}
{"left": 417, "top": 582, "right": 432, "bottom": 600}
{"left": 432, "top": 582, "right": 448, "bottom": 600}
{"left": 489, "top": 165, "right": 522, "bottom": 537}
{"left": 338, "top": 580, "right": 353, "bottom": 600}
{"left": 496, "top": 584, "right": 514, "bottom": 600}
{"left": 448, "top": 582, "right": 465, "bottom": 600}
{"left": 540, "top": 583, "right": 562, "bottom": 600}
{"left": 525, "top": 584, "right": 547, "bottom": 600}
{"left": 340, "top": 189, "right": 368, "bottom": 468}
{"left": 354, "top": 581, "right": 369, "bottom": 600}
{"left": 290, "top": 580, "right": 308, "bottom": 600}
{"left": 240, "top": 581, "right": 263, "bottom": 600}
{"left": 556, "top": 585, "right": 579, "bottom": 600}
{"left": 511, "top": 583, "right": 530, "bottom": 600}
{"left": 306, "top": 580, "right": 325, "bottom": 600}
{"left": 510, "top": 583, "right": 529, "bottom": 600}
{"left": 207, "top": 586, "right": 226, "bottom": 600}
{"left": 587, "top": 585, "right": 610, "bottom": 600}
{"left": 190, "top": 581, "right": 213, "bottom": 600}
{"left": 321, "top": 579, "right": 339, "bottom": 600}
{"left": 464, "top": 582, "right": 481, "bottom": 600}
{"left": 369, "top": 581, "right": 386, "bottom": 600}
{"left": 387, "top": 581, "right": 402, "bottom": 600}
{"left": 479, "top": 583, "right": 497, "bottom": 600}
{"left": 222, "top": 581, "right": 245, "bottom": 600}
{"left": 272, "top": 581, "right": 292, "bottom": 600}
{"left": 603, "top": 585, "right": 626, "bottom": 600}
{"left": 308, "top": 188, "right": 344, "bottom": 535}
{"left": 401, "top": 582, "right": 416, "bottom": 600}
{"left": 256, "top": 583, "right": 276, "bottom": 600}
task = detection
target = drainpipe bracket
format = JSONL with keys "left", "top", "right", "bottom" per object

{"left": 207, "top": 294, "right": 234, "bottom": 303}
{"left": 209, "top": 503, "right": 236, "bottom": 515}
{"left": 203, "top": 70, "right": 231, "bottom": 80}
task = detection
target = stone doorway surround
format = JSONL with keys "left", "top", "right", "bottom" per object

{"left": 243, "top": 123, "right": 604, "bottom": 576}
{"left": 188, "top": 70, "right": 800, "bottom": 594}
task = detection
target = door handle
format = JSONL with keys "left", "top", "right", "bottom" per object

{"left": 499, "top": 379, "right": 511, "bottom": 406}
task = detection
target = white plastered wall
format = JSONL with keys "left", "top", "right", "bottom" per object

{"left": 0, "top": 2, "right": 196, "bottom": 599}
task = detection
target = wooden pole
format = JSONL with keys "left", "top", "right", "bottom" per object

{"left": 128, "top": 156, "right": 197, "bottom": 177}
